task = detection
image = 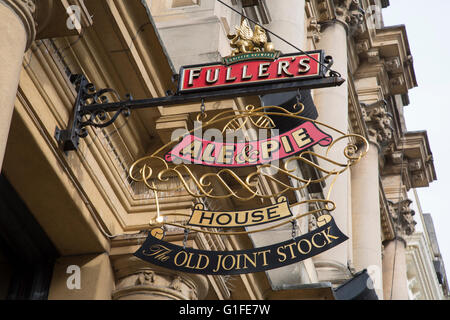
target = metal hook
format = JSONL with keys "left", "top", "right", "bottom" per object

{"left": 201, "top": 98, "right": 206, "bottom": 115}
{"left": 296, "top": 89, "right": 302, "bottom": 104}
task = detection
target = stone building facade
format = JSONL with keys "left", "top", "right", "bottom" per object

{"left": 0, "top": 0, "right": 447, "bottom": 300}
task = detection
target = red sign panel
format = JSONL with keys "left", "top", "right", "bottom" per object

{"left": 178, "top": 51, "right": 324, "bottom": 93}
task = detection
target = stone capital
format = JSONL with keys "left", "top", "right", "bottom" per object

{"left": 388, "top": 199, "right": 417, "bottom": 240}
{"left": 112, "top": 255, "right": 209, "bottom": 300}
{"left": 334, "top": 0, "right": 364, "bottom": 26}
{"left": 1, "top": 0, "right": 37, "bottom": 49}
{"left": 361, "top": 102, "right": 394, "bottom": 147}
{"left": 316, "top": 0, "right": 365, "bottom": 35}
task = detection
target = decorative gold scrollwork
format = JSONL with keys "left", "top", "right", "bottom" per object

{"left": 129, "top": 104, "right": 368, "bottom": 235}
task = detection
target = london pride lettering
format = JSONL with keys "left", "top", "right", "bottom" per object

{"left": 165, "top": 121, "right": 332, "bottom": 167}
{"left": 134, "top": 217, "right": 348, "bottom": 276}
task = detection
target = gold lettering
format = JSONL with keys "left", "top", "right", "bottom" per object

{"left": 202, "top": 143, "right": 216, "bottom": 163}
{"left": 142, "top": 245, "right": 172, "bottom": 262}
{"left": 174, "top": 251, "right": 189, "bottom": 266}
{"left": 321, "top": 227, "right": 339, "bottom": 244}
{"left": 222, "top": 255, "right": 236, "bottom": 271}
{"left": 285, "top": 242, "right": 297, "bottom": 259}
{"left": 215, "top": 145, "right": 225, "bottom": 164}
{"left": 195, "top": 254, "right": 210, "bottom": 270}
{"left": 291, "top": 128, "right": 312, "bottom": 149}
{"left": 280, "top": 135, "right": 293, "bottom": 153}
{"left": 213, "top": 255, "right": 223, "bottom": 273}
{"left": 216, "top": 145, "right": 235, "bottom": 164}
{"left": 297, "top": 239, "right": 312, "bottom": 255}
{"left": 260, "top": 140, "right": 280, "bottom": 160}
{"left": 181, "top": 139, "right": 202, "bottom": 159}
{"left": 277, "top": 246, "right": 287, "bottom": 263}
{"left": 243, "top": 253, "right": 258, "bottom": 269}
{"left": 258, "top": 250, "right": 271, "bottom": 266}
{"left": 235, "top": 254, "right": 242, "bottom": 270}
{"left": 311, "top": 232, "right": 326, "bottom": 248}
{"left": 236, "top": 144, "right": 259, "bottom": 164}
{"left": 185, "top": 252, "right": 197, "bottom": 269}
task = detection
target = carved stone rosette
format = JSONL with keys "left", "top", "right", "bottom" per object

{"left": 388, "top": 199, "right": 417, "bottom": 240}
{"left": 112, "top": 255, "right": 209, "bottom": 300}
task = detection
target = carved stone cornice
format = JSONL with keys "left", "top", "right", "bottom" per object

{"left": 2, "top": 0, "right": 37, "bottom": 49}
{"left": 382, "top": 131, "right": 436, "bottom": 189}
{"left": 388, "top": 199, "right": 416, "bottom": 240}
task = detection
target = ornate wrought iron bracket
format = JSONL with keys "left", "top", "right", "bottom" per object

{"left": 55, "top": 72, "right": 345, "bottom": 152}
{"left": 54, "top": 74, "right": 132, "bottom": 151}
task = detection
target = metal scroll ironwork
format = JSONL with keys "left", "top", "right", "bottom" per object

{"left": 129, "top": 103, "right": 369, "bottom": 236}
{"left": 55, "top": 53, "right": 343, "bottom": 152}
{"left": 54, "top": 74, "right": 132, "bottom": 151}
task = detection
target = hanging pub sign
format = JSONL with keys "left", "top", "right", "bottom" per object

{"left": 135, "top": 215, "right": 347, "bottom": 276}
{"left": 178, "top": 51, "right": 324, "bottom": 93}
{"left": 128, "top": 19, "right": 369, "bottom": 276}
{"left": 128, "top": 100, "right": 368, "bottom": 275}
{"left": 178, "top": 20, "right": 325, "bottom": 94}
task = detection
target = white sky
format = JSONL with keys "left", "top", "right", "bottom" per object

{"left": 383, "top": 1, "right": 450, "bottom": 281}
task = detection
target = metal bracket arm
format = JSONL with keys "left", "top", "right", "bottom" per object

{"left": 55, "top": 73, "right": 345, "bottom": 152}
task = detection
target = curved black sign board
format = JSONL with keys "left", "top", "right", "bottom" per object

{"left": 134, "top": 217, "right": 348, "bottom": 276}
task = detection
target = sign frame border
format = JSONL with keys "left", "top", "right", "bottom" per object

{"left": 178, "top": 50, "right": 326, "bottom": 94}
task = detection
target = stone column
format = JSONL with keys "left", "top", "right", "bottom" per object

{"left": 0, "top": 0, "right": 36, "bottom": 171}
{"left": 312, "top": 18, "right": 350, "bottom": 284}
{"left": 112, "top": 255, "right": 209, "bottom": 300}
{"left": 312, "top": 0, "right": 364, "bottom": 285}
{"left": 351, "top": 140, "right": 383, "bottom": 297}
{"left": 351, "top": 103, "right": 395, "bottom": 299}
{"left": 382, "top": 238, "right": 408, "bottom": 300}
{"left": 264, "top": 0, "right": 306, "bottom": 52}
{"left": 382, "top": 199, "right": 416, "bottom": 300}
